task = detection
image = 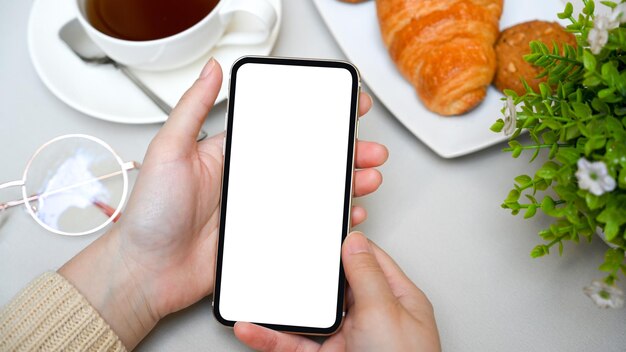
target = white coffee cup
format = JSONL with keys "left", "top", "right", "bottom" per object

{"left": 74, "top": 0, "right": 277, "bottom": 71}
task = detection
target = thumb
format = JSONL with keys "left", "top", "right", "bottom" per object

{"left": 342, "top": 232, "right": 395, "bottom": 307}
{"left": 156, "top": 58, "right": 223, "bottom": 148}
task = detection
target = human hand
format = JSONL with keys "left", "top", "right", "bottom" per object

{"left": 234, "top": 232, "right": 441, "bottom": 352}
{"left": 58, "top": 58, "right": 389, "bottom": 349}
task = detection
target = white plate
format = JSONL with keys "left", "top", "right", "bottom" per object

{"left": 28, "top": 0, "right": 282, "bottom": 124}
{"left": 313, "top": 0, "right": 566, "bottom": 158}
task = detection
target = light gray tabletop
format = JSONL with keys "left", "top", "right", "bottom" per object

{"left": 1, "top": 0, "right": 624, "bottom": 351}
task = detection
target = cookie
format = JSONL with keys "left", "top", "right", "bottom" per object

{"left": 494, "top": 21, "right": 576, "bottom": 95}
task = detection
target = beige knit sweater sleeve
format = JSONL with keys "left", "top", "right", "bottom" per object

{"left": 0, "top": 272, "right": 127, "bottom": 352}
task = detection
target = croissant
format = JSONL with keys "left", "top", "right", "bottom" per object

{"left": 376, "top": 0, "right": 503, "bottom": 116}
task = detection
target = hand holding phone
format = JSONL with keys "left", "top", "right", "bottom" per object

{"left": 234, "top": 232, "right": 442, "bottom": 352}
{"left": 56, "top": 58, "right": 389, "bottom": 350}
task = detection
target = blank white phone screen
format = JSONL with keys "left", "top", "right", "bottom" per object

{"left": 219, "top": 62, "right": 355, "bottom": 328}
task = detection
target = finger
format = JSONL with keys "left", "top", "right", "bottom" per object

{"left": 346, "top": 286, "right": 355, "bottom": 308}
{"left": 351, "top": 206, "right": 367, "bottom": 226}
{"left": 157, "top": 58, "right": 223, "bottom": 147}
{"left": 355, "top": 140, "right": 388, "bottom": 169}
{"left": 358, "top": 92, "right": 372, "bottom": 117}
{"left": 321, "top": 331, "right": 346, "bottom": 351}
{"left": 342, "top": 232, "right": 395, "bottom": 307}
{"left": 369, "top": 242, "right": 435, "bottom": 320}
{"left": 234, "top": 322, "right": 320, "bottom": 352}
{"left": 353, "top": 168, "right": 382, "bottom": 197}
{"left": 197, "top": 131, "right": 225, "bottom": 156}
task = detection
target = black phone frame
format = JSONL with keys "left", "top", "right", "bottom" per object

{"left": 212, "top": 56, "right": 360, "bottom": 335}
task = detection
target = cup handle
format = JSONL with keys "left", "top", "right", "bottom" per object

{"left": 217, "top": 0, "right": 277, "bottom": 46}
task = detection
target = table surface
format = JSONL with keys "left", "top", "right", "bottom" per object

{"left": 1, "top": 0, "right": 624, "bottom": 351}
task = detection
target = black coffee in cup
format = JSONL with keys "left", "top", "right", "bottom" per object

{"left": 86, "top": 0, "right": 220, "bottom": 41}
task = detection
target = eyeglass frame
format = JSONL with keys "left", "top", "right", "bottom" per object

{"left": 0, "top": 134, "right": 139, "bottom": 236}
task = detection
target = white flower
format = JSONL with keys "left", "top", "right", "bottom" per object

{"left": 575, "top": 158, "right": 616, "bottom": 196}
{"left": 596, "top": 14, "right": 616, "bottom": 30}
{"left": 588, "top": 27, "right": 609, "bottom": 55}
{"left": 610, "top": 3, "right": 626, "bottom": 24}
{"left": 587, "top": 14, "right": 617, "bottom": 54}
{"left": 584, "top": 280, "right": 624, "bottom": 309}
{"left": 502, "top": 96, "right": 517, "bottom": 136}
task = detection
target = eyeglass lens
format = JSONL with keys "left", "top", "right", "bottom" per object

{"left": 23, "top": 136, "right": 125, "bottom": 234}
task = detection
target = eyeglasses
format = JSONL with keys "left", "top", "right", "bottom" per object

{"left": 0, "top": 134, "right": 139, "bottom": 236}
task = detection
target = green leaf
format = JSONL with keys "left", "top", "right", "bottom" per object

{"left": 529, "top": 148, "right": 540, "bottom": 163}
{"left": 602, "top": 62, "right": 620, "bottom": 86}
{"left": 591, "top": 98, "right": 610, "bottom": 114}
{"left": 522, "top": 115, "right": 538, "bottom": 129}
{"left": 606, "top": 248, "right": 625, "bottom": 265}
{"left": 583, "top": 75, "right": 602, "bottom": 87}
{"left": 558, "top": 241, "right": 564, "bottom": 256}
{"left": 508, "top": 140, "right": 522, "bottom": 148}
{"left": 542, "top": 131, "right": 558, "bottom": 144}
{"left": 606, "top": 222, "right": 620, "bottom": 241}
{"left": 539, "top": 83, "right": 551, "bottom": 99}
{"left": 598, "top": 87, "right": 616, "bottom": 99}
{"left": 491, "top": 119, "right": 504, "bottom": 132}
{"left": 534, "top": 178, "right": 550, "bottom": 191}
{"left": 549, "top": 143, "right": 559, "bottom": 159}
{"left": 541, "top": 196, "right": 556, "bottom": 213}
{"left": 599, "top": 263, "right": 614, "bottom": 272}
{"left": 583, "top": 0, "right": 595, "bottom": 15}
{"left": 524, "top": 53, "right": 542, "bottom": 63}
{"left": 583, "top": 50, "right": 597, "bottom": 71}
{"left": 571, "top": 102, "right": 592, "bottom": 119}
{"left": 599, "top": 249, "right": 625, "bottom": 273}
{"left": 586, "top": 193, "right": 608, "bottom": 210}
{"left": 565, "top": 126, "right": 581, "bottom": 140}
{"left": 525, "top": 206, "right": 538, "bottom": 219}
{"left": 536, "top": 161, "right": 560, "bottom": 179}
{"left": 555, "top": 184, "right": 578, "bottom": 201}
{"left": 525, "top": 194, "right": 538, "bottom": 204}
{"left": 515, "top": 174, "right": 532, "bottom": 186}
{"left": 597, "top": 207, "right": 626, "bottom": 241}
{"left": 556, "top": 147, "right": 579, "bottom": 165}
{"left": 531, "top": 245, "right": 549, "bottom": 258}
{"left": 584, "top": 136, "right": 606, "bottom": 155}
{"left": 564, "top": 205, "right": 581, "bottom": 225}
{"left": 505, "top": 189, "right": 521, "bottom": 203}
{"left": 606, "top": 118, "right": 625, "bottom": 140}
{"left": 542, "top": 119, "right": 562, "bottom": 130}
{"left": 615, "top": 106, "right": 626, "bottom": 116}
{"left": 508, "top": 140, "right": 523, "bottom": 158}
{"left": 539, "top": 228, "right": 555, "bottom": 240}
{"left": 558, "top": 2, "right": 574, "bottom": 18}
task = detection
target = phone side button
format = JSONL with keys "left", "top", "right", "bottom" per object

{"left": 222, "top": 136, "right": 226, "bottom": 156}
{"left": 356, "top": 120, "right": 360, "bottom": 139}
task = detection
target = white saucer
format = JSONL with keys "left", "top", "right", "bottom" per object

{"left": 28, "top": 0, "right": 282, "bottom": 124}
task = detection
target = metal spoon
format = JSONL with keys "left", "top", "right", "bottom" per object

{"left": 59, "top": 19, "right": 208, "bottom": 142}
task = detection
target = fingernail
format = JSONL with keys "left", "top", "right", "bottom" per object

{"left": 200, "top": 57, "right": 216, "bottom": 79}
{"left": 346, "top": 231, "right": 371, "bottom": 254}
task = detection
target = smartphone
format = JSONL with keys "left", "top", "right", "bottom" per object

{"left": 212, "top": 56, "right": 360, "bottom": 335}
